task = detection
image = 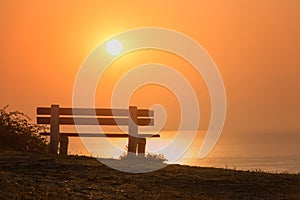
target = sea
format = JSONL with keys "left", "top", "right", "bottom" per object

{"left": 67, "top": 130, "right": 300, "bottom": 174}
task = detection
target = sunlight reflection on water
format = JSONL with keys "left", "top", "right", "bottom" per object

{"left": 68, "top": 130, "right": 300, "bottom": 173}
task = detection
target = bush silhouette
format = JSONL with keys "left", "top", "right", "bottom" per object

{"left": 144, "top": 152, "right": 168, "bottom": 163}
{"left": 119, "top": 145, "right": 168, "bottom": 163}
{"left": 0, "top": 105, "right": 48, "bottom": 152}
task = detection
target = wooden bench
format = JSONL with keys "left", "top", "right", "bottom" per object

{"left": 36, "top": 105, "right": 159, "bottom": 157}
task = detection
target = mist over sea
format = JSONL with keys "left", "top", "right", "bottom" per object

{"left": 179, "top": 155, "right": 300, "bottom": 174}
{"left": 177, "top": 130, "right": 300, "bottom": 173}
{"left": 69, "top": 130, "right": 300, "bottom": 173}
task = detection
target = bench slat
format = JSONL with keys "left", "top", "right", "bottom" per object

{"left": 37, "top": 117, "right": 154, "bottom": 126}
{"left": 137, "top": 109, "right": 154, "bottom": 117}
{"left": 37, "top": 107, "right": 154, "bottom": 117}
{"left": 39, "top": 132, "right": 160, "bottom": 138}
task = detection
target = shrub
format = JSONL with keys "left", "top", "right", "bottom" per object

{"left": 0, "top": 105, "right": 48, "bottom": 152}
{"left": 119, "top": 145, "right": 168, "bottom": 163}
{"left": 145, "top": 152, "right": 168, "bottom": 163}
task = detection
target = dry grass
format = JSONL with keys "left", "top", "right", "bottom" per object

{"left": 0, "top": 150, "right": 299, "bottom": 199}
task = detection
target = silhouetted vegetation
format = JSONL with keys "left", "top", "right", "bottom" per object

{"left": 144, "top": 152, "right": 168, "bottom": 163}
{"left": 0, "top": 106, "right": 48, "bottom": 152}
{"left": 119, "top": 145, "right": 168, "bottom": 163}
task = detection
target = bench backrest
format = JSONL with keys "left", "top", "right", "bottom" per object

{"left": 37, "top": 107, "right": 154, "bottom": 126}
{"left": 36, "top": 105, "right": 155, "bottom": 155}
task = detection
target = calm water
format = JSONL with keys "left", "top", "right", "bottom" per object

{"left": 178, "top": 156, "right": 300, "bottom": 173}
{"left": 177, "top": 131, "right": 300, "bottom": 173}
{"left": 68, "top": 130, "right": 300, "bottom": 173}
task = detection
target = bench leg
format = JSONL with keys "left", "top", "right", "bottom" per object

{"left": 127, "top": 137, "right": 146, "bottom": 158}
{"left": 127, "top": 136, "right": 137, "bottom": 157}
{"left": 137, "top": 138, "right": 146, "bottom": 158}
{"left": 49, "top": 105, "right": 60, "bottom": 154}
{"left": 59, "top": 135, "right": 69, "bottom": 155}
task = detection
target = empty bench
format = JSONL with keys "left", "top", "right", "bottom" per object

{"left": 36, "top": 105, "right": 159, "bottom": 156}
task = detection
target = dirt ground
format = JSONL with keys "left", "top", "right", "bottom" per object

{"left": 0, "top": 151, "right": 299, "bottom": 199}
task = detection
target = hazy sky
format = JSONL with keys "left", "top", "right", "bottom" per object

{"left": 1, "top": 1, "right": 299, "bottom": 133}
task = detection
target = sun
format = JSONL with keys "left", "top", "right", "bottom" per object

{"left": 105, "top": 39, "right": 123, "bottom": 56}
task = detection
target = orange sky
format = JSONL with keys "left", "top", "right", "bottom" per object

{"left": 1, "top": 1, "right": 300, "bottom": 133}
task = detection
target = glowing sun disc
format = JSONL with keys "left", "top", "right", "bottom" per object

{"left": 105, "top": 39, "right": 123, "bottom": 56}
